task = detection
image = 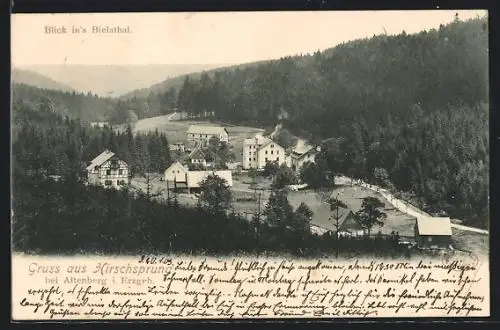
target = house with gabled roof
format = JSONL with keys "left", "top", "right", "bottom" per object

{"left": 163, "top": 162, "right": 232, "bottom": 193}
{"left": 289, "top": 145, "right": 319, "bottom": 171}
{"left": 188, "top": 148, "right": 207, "bottom": 167}
{"left": 186, "top": 125, "right": 228, "bottom": 147}
{"left": 164, "top": 161, "right": 189, "bottom": 190}
{"left": 414, "top": 216, "right": 452, "bottom": 248}
{"left": 336, "top": 210, "right": 365, "bottom": 237}
{"left": 86, "top": 150, "right": 130, "bottom": 189}
{"left": 170, "top": 142, "right": 186, "bottom": 153}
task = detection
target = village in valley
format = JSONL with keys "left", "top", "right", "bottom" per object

{"left": 11, "top": 12, "right": 489, "bottom": 258}
{"left": 84, "top": 113, "right": 487, "bottom": 256}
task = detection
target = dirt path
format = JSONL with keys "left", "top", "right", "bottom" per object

{"left": 336, "top": 176, "right": 489, "bottom": 235}
{"left": 166, "top": 112, "right": 178, "bottom": 121}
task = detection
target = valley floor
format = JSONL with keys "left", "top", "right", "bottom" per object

{"left": 129, "top": 173, "right": 489, "bottom": 259}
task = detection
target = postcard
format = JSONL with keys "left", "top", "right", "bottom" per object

{"left": 11, "top": 10, "right": 489, "bottom": 320}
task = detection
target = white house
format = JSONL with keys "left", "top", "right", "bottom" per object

{"left": 86, "top": 150, "right": 129, "bottom": 189}
{"left": 288, "top": 143, "right": 319, "bottom": 171}
{"left": 186, "top": 125, "right": 229, "bottom": 147}
{"left": 90, "top": 121, "right": 109, "bottom": 128}
{"left": 164, "top": 161, "right": 188, "bottom": 182}
{"left": 170, "top": 142, "right": 186, "bottom": 153}
{"left": 242, "top": 134, "right": 286, "bottom": 170}
{"left": 164, "top": 161, "right": 189, "bottom": 189}
{"left": 164, "top": 162, "right": 232, "bottom": 193}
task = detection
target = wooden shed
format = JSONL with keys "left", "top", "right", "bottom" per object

{"left": 414, "top": 216, "right": 452, "bottom": 249}
{"left": 337, "top": 210, "right": 365, "bottom": 238}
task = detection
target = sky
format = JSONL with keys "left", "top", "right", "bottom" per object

{"left": 12, "top": 10, "right": 487, "bottom": 66}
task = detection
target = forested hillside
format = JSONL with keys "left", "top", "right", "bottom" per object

{"left": 12, "top": 83, "right": 117, "bottom": 122}
{"left": 121, "top": 60, "right": 273, "bottom": 100}
{"left": 172, "top": 17, "right": 487, "bottom": 131}
{"left": 315, "top": 102, "right": 489, "bottom": 228}
{"left": 12, "top": 69, "right": 74, "bottom": 92}
{"left": 12, "top": 99, "right": 172, "bottom": 179}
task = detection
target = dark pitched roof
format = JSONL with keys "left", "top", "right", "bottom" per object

{"left": 189, "top": 148, "right": 205, "bottom": 160}
{"left": 338, "top": 210, "right": 364, "bottom": 232}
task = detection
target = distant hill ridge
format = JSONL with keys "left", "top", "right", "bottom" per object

{"left": 18, "top": 64, "right": 231, "bottom": 97}
{"left": 12, "top": 68, "right": 74, "bottom": 92}
{"left": 120, "top": 60, "right": 275, "bottom": 100}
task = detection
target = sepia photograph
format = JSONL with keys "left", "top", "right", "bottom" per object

{"left": 10, "top": 10, "right": 490, "bottom": 320}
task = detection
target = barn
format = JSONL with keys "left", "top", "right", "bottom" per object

{"left": 414, "top": 216, "right": 452, "bottom": 249}
{"left": 337, "top": 210, "right": 365, "bottom": 238}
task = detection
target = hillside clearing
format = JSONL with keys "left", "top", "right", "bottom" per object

{"left": 133, "top": 114, "right": 264, "bottom": 162}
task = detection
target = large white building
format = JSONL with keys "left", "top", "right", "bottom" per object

{"left": 186, "top": 125, "right": 229, "bottom": 147}
{"left": 86, "top": 150, "right": 130, "bottom": 189}
{"left": 242, "top": 134, "right": 286, "bottom": 170}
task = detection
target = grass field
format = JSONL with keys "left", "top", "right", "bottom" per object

{"left": 129, "top": 175, "right": 488, "bottom": 258}
{"left": 231, "top": 173, "right": 272, "bottom": 215}
{"left": 229, "top": 176, "right": 415, "bottom": 237}
{"left": 288, "top": 185, "right": 416, "bottom": 237}
{"left": 130, "top": 176, "right": 199, "bottom": 208}
{"left": 451, "top": 228, "right": 489, "bottom": 257}
{"left": 133, "top": 114, "right": 264, "bottom": 162}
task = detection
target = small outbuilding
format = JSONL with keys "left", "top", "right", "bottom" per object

{"left": 337, "top": 210, "right": 365, "bottom": 237}
{"left": 414, "top": 216, "right": 452, "bottom": 249}
{"left": 188, "top": 148, "right": 207, "bottom": 167}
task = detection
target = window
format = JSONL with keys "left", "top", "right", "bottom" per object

{"left": 249, "top": 158, "right": 252, "bottom": 162}
{"left": 271, "top": 150, "right": 274, "bottom": 155}
{"left": 253, "top": 157, "right": 256, "bottom": 161}
{"left": 106, "top": 169, "right": 111, "bottom": 176}
{"left": 265, "top": 157, "right": 268, "bottom": 162}
{"left": 105, "top": 180, "right": 112, "bottom": 186}
{"left": 119, "top": 169, "right": 123, "bottom": 175}
{"left": 265, "top": 150, "right": 268, "bottom": 155}
{"left": 277, "top": 157, "right": 279, "bottom": 162}
{"left": 271, "top": 144, "right": 274, "bottom": 148}
{"left": 94, "top": 166, "right": 99, "bottom": 171}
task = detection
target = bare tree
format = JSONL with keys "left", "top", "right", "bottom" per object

{"left": 327, "top": 192, "right": 348, "bottom": 258}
